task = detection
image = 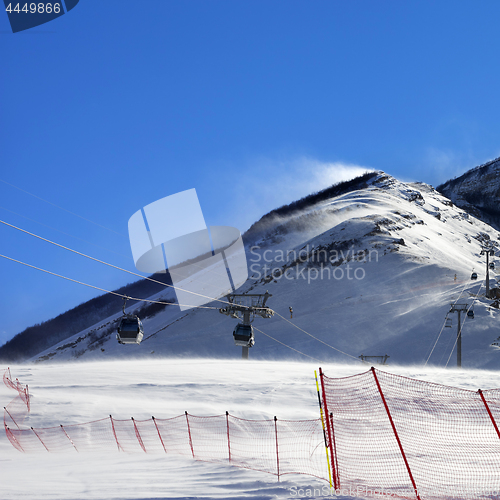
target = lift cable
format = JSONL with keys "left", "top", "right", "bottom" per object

{"left": 0, "top": 206, "right": 128, "bottom": 258}
{"left": 0, "top": 178, "right": 124, "bottom": 236}
{"left": 0, "top": 218, "right": 234, "bottom": 308}
{"left": 444, "top": 281, "right": 483, "bottom": 368}
{"left": 0, "top": 253, "right": 219, "bottom": 310}
{"left": 271, "top": 311, "right": 362, "bottom": 362}
{"left": 252, "top": 326, "right": 322, "bottom": 362}
{"left": 424, "top": 279, "right": 470, "bottom": 367}
{"left": 423, "top": 318, "right": 447, "bottom": 367}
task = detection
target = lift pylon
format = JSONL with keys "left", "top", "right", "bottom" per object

{"left": 219, "top": 292, "right": 274, "bottom": 359}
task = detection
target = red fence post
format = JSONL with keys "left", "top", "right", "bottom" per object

{"left": 152, "top": 416, "right": 167, "bottom": 453}
{"left": 226, "top": 411, "right": 231, "bottom": 462}
{"left": 4, "top": 406, "right": 21, "bottom": 430}
{"left": 371, "top": 367, "right": 421, "bottom": 500}
{"left": 274, "top": 416, "right": 280, "bottom": 481}
{"left": 5, "top": 426, "right": 24, "bottom": 452}
{"left": 131, "top": 417, "right": 147, "bottom": 453}
{"left": 109, "top": 415, "right": 122, "bottom": 452}
{"left": 319, "top": 367, "right": 339, "bottom": 489}
{"left": 185, "top": 411, "right": 194, "bottom": 458}
{"left": 31, "top": 426, "right": 49, "bottom": 452}
{"left": 478, "top": 390, "right": 500, "bottom": 440}
{"left": 60, "top": 424, "right": 78, "bottom": 452}
{"left": 329, "top": 412, "right": 340, "bottom": 488}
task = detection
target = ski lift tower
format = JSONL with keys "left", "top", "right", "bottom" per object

{"left": 480, "top": 245, "right": 496, "bottom": 298}
{"left": 219, "top": 292, "right": 274, "bottom": 359}
{"left": 448, "top": 302, "right": 468, "bottom": 368}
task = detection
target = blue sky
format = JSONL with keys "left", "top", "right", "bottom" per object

{"left": 1, "top": 1, "right": 500, "bottom": 346}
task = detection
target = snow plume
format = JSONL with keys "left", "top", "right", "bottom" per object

{"left": 231, "top": 156, "right": 373, "bottom": 231}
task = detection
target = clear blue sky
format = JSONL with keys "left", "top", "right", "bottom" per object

{"left": 1, "top": 1, "right": 500, "bottom": 346}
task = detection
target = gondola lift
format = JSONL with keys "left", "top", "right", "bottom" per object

{"left": 232, "top": 323, "right": 255, "bottom": 348}
{"left": 471, "top": 272, "right": 478, "bottom": 280}
{"left": 445, "top": 317, "right": 452, "bottom": 328}
{"left": 467, "top": 309, "right": 474, "bottom": 319}
{"left": 116, "top": 297, "right": 144, "bottom": 345}
{"left": 490, "top": 262, "right": 495, "bottom": 269}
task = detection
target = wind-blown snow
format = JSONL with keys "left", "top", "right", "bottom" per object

{"left": 3, "top": 359, "right": 500, "bottom": 500}
{"left": 30, "top": 173, "right": 500, "bottom": 370}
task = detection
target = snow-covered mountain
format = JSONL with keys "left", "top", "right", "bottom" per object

{"left": 437, "top": 156, "right": 500, "bottom": 231}
{"left": 31, "top": 172, "right": 500, "bottom": 369}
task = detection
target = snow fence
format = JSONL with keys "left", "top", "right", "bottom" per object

{"left": 2, "top": 368, "right": 327, "bottom": 482}
{"left": 320, "top": 366, "right": 500, "bottom": 500}
{"left": 5, "top": 367, "right": 500, "bottom": 499}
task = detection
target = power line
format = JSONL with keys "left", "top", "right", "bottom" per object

{"left": 0, "top": 253, "right": 219, "bottom": 311}
{"left": 0, "top": 178, "right": 124, "bottom": 236}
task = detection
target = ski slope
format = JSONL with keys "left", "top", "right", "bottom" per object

{"left": 30, "top": 173, "right": 500, "bottom": 370}
{"left": 3, "top": 359, "right": 500, "bottom": 500}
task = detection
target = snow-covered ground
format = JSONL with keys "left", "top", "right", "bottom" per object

{"left": 31, "top": 173, "right": 500, "bottom": 370}
{"left": 3, "top": 359, "right": 500, "bottom": 500}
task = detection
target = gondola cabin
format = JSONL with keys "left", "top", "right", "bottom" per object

{"left": 467, "top": 310, "right": 474, "bottom": 319}
{"left": 471, "top": 272, "right": 478, "bottom": 280}
{"left": 117, "top": 316, "right": 144, "bottom": 345}
{"left": 445, "top": 317, "right": 452, "bottom": 328}
{"left": 233, "top": 323, "right": 254, "bottom": 347}
{"left": 490, "top": 262, "right": 495, "bottom": 269}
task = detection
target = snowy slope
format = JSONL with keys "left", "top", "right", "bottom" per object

{"left": 31, "top": 172, "right": 500, "bottom": 369}
{"left": 3, "top": 359, "right": 500, "bottom": 500}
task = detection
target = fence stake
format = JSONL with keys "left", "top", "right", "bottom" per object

{"left": 109, "top": 415, "right": 122, "bottom": 452}
{"left": 314, "top": 370, "right": 333, "bottom": 488}
{"left": 319, "top": 367, "right": 339, "bottom": 489}
{"left": 274, "top": 416, "right": 280, "bottom": 481}
{"left": 31, "top": 427, "right": 49, "bottom": 452}
{"left": 478, "top": 390, "right": 500, "bottom": 440}
{"left": 226, "top": 411, "right": 231, "bottom": 462}
{"left": 5, "top": 426, "right": 24, "bottom": 452}
{"left": 330, "top": 412, "right": 340, "bottom": 488}
{"left": 152, "top": 416, "right": 167, "bottom": 453}
{"left": 4, "top": 406, "right": 21, "bottom": 430}
{"left": 185, "top": 411, "right": 194, "bottom": 458}
{"left": 131, "top": 417, "right": 147, "bottom": 453}
{"left": 371, "top": 367, "right": 420, "bottom": 500}
{"left": 60, "top": 425, "right": 78, "bottom": 452}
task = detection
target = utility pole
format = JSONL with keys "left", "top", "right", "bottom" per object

{"left": 219, "top": 292, "right": 274, "bottom": 359}
{"left": 448, "top": 303, "right": 468, "bottom": 368}
{"left": 480, "top": 246, "right": 496, "bottom": 298}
